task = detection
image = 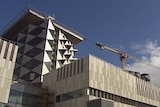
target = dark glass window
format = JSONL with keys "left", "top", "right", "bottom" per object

{"left": 4, "top": 42, "right": 9, "bottom": 59}
{"left": 20, "top": 72, "right": 40, "bottom": 82}
{"left": 33, "top": 21, "right": 44, "bottom": 26}
{"left": 18, "top": 45, "right": 25, "bottom": 54}
{"left": 10, "top": 44, "right": 15, "bottom": 61}
{"left": 0, "top": 40, "right": 4, "bottom": 54}
{"left": 27, "top": 37, "right": 44, "bottom": 46}
{"left": 29, "top": 27, "right": 44, "bottom": 35}
{"left": 56, "top": 95, "right": 61, "bottom": 103}
{"left": 23, "top": 59, "right": 41, "bottom": 69}
{"left": 9, "top": 90, "right": 19, "bottom": 103}
{"left": 25, "top": 48, "right": 42, "bottom": 57}
{"left": 18, "top": 36, "right": 26, "bottom": 43}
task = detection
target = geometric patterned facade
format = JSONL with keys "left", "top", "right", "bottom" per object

{"left": 2, "top": 8, "right": 84, "bottom": 83}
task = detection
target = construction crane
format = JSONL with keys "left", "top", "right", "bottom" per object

{"left": 96, "top": 42, "right": 160, "bottom": 70}
{"left": 96, "top": 42, "right": 128, "bottom": 70}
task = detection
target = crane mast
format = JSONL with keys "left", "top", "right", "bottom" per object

{"left": 96, "top": 42, "right": 128, "bottom": 70}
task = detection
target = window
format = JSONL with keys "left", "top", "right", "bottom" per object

{"left": 30, "top": 73, "right": 35, "bottom": 80}
{"left": 3, "top": 42, "right": 9, "bottom": 59}
{"left": 0, "top": 40, "right": 4, "bottom": 54}
{"left": 10, "top": 44, "right": 15, "bottom": 61}
{"left": 56, "top": 89, "right": 86, "bottom": 102}
{"left": 56, "top": 95, "right": 61, "bottom": 102}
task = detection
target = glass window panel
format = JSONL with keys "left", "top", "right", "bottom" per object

{"left": 3, "top": 42, "right": 9, "bottom": 59}
{"left": 16, "top": 91, "right": 23, "bottom": 104}
{"left": 25, "top": 48, "right": 42, "bottom": 57}
{"left": 8, "top": 90, "right": 18, "bottom": 103}
{"left": 23, "top": 59, "right": 41, "bottom": 69}
{"left": 27, "top": 37, "right": 44, "bottom": 46}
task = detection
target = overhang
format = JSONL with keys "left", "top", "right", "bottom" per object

{"left": 1, "top": 7, "right": 85, "bottom": 44}
{"left": 2, "top": 8, "right": 46, "bottom": 39}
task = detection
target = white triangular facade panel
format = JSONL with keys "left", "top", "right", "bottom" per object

{"left": 46, "top": 29, "right": 54, "bottom": 40}
{"left": 45, "top": 40, "right": 52, "bottom": 50}
{"left": 42, "top": 63, "right": 50, "bottom": 75}
{"left": 48, "top": 19, "right": 55, "bottom": 30}
{"left": 43, "top": 51, "right": 51, "bottom": 62}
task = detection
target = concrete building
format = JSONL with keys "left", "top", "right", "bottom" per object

{"left": 43, "top": 55, "right": 160, "bottom": 107}
{"left": 2, "top": 7, "right": 84, "bottom": 83}
{"left": 0, "top": 38, "right": 18, "bottom": 106}
{"left": 1, "top": 7, "right": 160, "bottom": 107}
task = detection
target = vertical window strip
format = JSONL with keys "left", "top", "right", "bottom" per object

{"left": 63, "top": 66, "right": 65, "bottom": 79}
{"left": 0, "top": 40, "right": 4, "bottom": 55}
{"left": 73, "top": 61, "right": 76, "bottom": 75}
{"left": 57, "top": 69, "right": 59, "bottom": 81}
{"left": 60, "top": 68, "right": 63, "bottom": 80}
{"left": 10, "top": 44, "right": 15, "bottom": 61}
{"left": 4, "top": 42, "right": 9, "bottom": 59}
{"left": 70, "top": 63, "right": 72, "bottom": 77}
{"left": 77, "top": 60, "right": 80, "bottom": 74}
{"left": 66, "top": 64, "right": 69, "bottom": 78}
{"left": 81, "top": 58, "right": 83, "bottom": 72}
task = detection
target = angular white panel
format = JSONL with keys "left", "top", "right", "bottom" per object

{"left": 57, "top": 41, "right": 66, "bottom": 50}
{"left": 48, "top": 19, "right": 55, "bottom": 30}
{"left": 42, "top": 63, "right": 50, "bottom": 75}
{"left": 46, "top": 29, "right": 54, "bottom": 40}
{"left": 43, "top": 51, "right": 51, "bottom": 62}
{"left": 56, "top": 51, "right": 63, "bottom": 60}
{"left": 45, "top": 40, "right": 52, "bottom": 50}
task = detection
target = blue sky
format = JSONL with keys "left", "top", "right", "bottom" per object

{"left": 1, "top": 0, "right": 160, "bottom": 86}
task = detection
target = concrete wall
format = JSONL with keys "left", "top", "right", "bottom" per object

{"left": 43, "top": 55, "right": 160, "bottom": 107}
{"left": 43, "top": 56, "right": 89, "bottom": 95}
{"left": 88, "top": 55, "right": 160, "bottom": 106}
{"left": 0, "top": 39, "right": 18, "bottom": 104}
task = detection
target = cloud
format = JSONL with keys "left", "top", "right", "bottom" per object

{"left": 127, "top": 40, "right": 160, "bottom": 87}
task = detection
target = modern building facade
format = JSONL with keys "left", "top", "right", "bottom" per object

{"left": 0, "top": 38, "right": 18, "bottom": 106}
{"left": 43, "top": 55, "right": 160, "bottom": 107}
{"left": 1, "top": 7, "right": 160, "bottom": 107}
{"left": 2, "top": 8, "right": 84, "bottom": 83}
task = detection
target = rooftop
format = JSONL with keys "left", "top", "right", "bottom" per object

{"left": 1, "top": 7, "right": 85, "bottom": 44}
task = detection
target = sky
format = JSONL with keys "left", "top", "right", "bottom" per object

{"left": 0, "top": 0, "right": 160, "bottom": 87}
